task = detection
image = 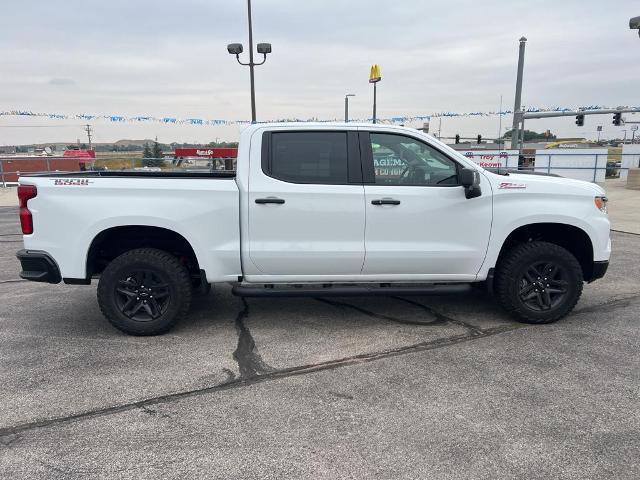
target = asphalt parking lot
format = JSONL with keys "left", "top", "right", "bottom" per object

{"left": 0, "top": 205, "right": 639, "bottom": 479}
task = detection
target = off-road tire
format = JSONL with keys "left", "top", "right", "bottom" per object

{"left": 97, "top": 248, "right": 192, "bottom": 335}
{"left": 495, "top": 241, "right": 583, "bottom": 324}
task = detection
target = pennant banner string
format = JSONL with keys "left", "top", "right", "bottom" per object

{"left": 0, "top": 106, "right": 637, "bottom": 126}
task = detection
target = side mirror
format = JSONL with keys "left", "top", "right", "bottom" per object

{"left": 459, "top": 168, "right": 482, "bottom": 199}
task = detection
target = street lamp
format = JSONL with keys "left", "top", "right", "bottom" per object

{"left": 344, "top": 94, "right": 355, "bottom": 122}
{"left": 227, "top": 0, "right": 272, "bottom": 123}
{"left": 630, "top": 16, "right": 640, "bottom": 37}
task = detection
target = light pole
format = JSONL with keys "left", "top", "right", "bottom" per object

{"left": 344, "top": 94, "right": 355, "bottom": 122}
{"left": 227, "top": 0, "right": 272, "bottom": 123}
{"left": 511, "top": 37, "right": 527, "bottom": 149}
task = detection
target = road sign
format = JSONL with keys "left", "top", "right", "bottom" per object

{"left": 597, "top": 126, "right": 603, "bottom": 132}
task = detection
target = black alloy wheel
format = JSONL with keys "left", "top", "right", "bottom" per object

{"left": 518, "top": 261, "right": 569, "bottom": 312}
{"left": 98, "top": 248, "right": 192, "bottom": 335}
{"left": 495, "top": 241, "right": 583, "bottom": 324}
{"left": 114, "top": 269, "right": 171, "bottom": 321}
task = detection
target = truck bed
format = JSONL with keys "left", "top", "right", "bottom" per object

{"left": 19, "top": 171, "right": 241, "bottom": 282}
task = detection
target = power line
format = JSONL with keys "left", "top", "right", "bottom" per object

{"left": 0, "top": 124, "right": 87, "bottom": 128}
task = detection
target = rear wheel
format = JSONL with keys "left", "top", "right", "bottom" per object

{"left": 97, "top": 248, "right": 192, "bottom": 335}
{"left": 495, "top": 241, "right": 583, "bottom": 324}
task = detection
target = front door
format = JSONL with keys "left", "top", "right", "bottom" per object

{"left": 246, "top": 130, "right": 365, "bottom": 277}
{"left": 360, "top": 131, "right": 492, "bottom": 279}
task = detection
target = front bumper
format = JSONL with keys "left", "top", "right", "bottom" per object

{"left": 16, "top": 249, "right": 61, "bottom": 284}
{"left": 587, "top": 260, "right": 609, "bottom": 283}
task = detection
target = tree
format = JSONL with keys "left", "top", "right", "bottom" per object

{"left": 503, "top": 129, "right": 556, "bottom": 142}
{"left": 142, "top": 138, "right": 165, "bottom": 167}
{"left": 207, "top": 140, "right": 239, "bottom": 148}
{"left": 152, "top": 137, "right": 163, "bottom": 159}
{"left": 142, "top": 142, "right": 152, "bottom": 159}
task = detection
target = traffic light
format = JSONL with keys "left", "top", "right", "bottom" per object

{"left": 613, "top": 112, "right": 622, "bottom": 126}
{"left": 455, "top": 134, "right": 460, "bottom": 144}
{"left": 575, "top": 114, "right": 584, "bottom": 127}
{"left": 477, "top": 135, "right": 482, "bottom": 144}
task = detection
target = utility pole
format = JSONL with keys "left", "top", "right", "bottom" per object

{"left": 85, "top": 124, "right": 93, "bottom": 150}
{"left": 511, "top": 37, "right": 527, "bottom": 149}
{"left": 438, "top": 117, "right": 442, "bottom": 139}
{"left": 498, "top": 94, "right": 503, "bottom": 149}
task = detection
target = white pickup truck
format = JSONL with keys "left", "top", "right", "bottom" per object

{"left": 16, "top": 123, "right": 611, "bottom": 335}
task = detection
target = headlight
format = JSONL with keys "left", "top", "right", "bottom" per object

{"left": 594, "top": 195, "right": 608, "bottom": 214}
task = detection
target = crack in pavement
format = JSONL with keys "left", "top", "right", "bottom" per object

{"left": 0, "top": 279, "right": 27, "bottom": 285}
{"left": 572, "top": 292, "right": 640, "bottom": 315}
{"left": 0, "top": 322, "right": 522, "bottom": 440}
{"left": 314, "top": 297, "right": 447, "bottom": 326}
{"left": 0, "top": 433, "right": 20, "bottom": 446}
{"left": 232, "top": 298, "right": 274, "bottom": 378}
{"left": 611, "top": 229, "right": 640, "bottom": 237}
{"left": 314, "top": 296, "right": 486, "bottom": 335}
{"left": 1, "top": 292, "right": 636, "bottom": 442}
{"left": 222, "top": 367, "right": 237, "bottom": 382}
{"left": 391, "top": 296, "right": 486, "bottom": 336}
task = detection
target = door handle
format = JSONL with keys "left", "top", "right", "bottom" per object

{"left": 371, "top": 198, "right": 401, "bottom": 206}
{"left": 255, "top": 197, "right": 285, "bottom": 204}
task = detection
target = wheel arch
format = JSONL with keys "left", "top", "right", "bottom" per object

{"left": 86, "top": 225, "right": 203, "bottom": 280}
{"left": 494, "top": 222, "right": 594, "bottom": 281}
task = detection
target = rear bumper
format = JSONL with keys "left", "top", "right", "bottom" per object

{"left": 16, "top": 249, "right": 61, "bottom": 284}
{"left": 587, "top": 260, "right": 609, "bottom": 283}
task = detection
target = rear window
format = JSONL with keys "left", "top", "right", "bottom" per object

{"left": 269, "top": 132, "right": 348, "bottom": 184}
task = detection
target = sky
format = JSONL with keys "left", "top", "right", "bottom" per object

{"left": 0, "top": 0, "right": 638, "bottom": 145}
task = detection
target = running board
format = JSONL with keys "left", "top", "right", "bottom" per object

{"left": 232, "top": 283, "right": 472, "bottom": 298}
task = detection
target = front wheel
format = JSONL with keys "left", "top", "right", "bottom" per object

{"left": 495, "top": 241, "right": 583, "bottom": 324}
{"left": 97, "top": 248, "right": 192, "bottom": 335}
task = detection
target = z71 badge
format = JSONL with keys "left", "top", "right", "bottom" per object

{"left": 53, "top": 178, "right": 92, "bottom": 186}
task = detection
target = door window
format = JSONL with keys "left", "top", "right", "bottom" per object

{"left": 370, "top": 133, "right": 459, "bottom": 186}
{"left": 269, "top": 132, "right": 348, "bottom": 184}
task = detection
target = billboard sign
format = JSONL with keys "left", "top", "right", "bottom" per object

{"left": 174, "top": 148, "right": 237, "bottom": 158}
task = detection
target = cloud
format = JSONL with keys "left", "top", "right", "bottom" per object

{"left": 0, "top": 0, "right": 638, "bottom": 144}
{"left": 48, "top": 78, "right": 76, "bottom": 86}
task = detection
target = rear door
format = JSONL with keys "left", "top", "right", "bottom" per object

{"left": 360, "top": 130, "right": 492, "bottom": 279}
{"left": 246, "top": 129, "right": 366, "bottom": 277}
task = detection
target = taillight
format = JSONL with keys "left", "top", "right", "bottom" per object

{"left": 17, "top": 184, "right": 37, "bottom": 234}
